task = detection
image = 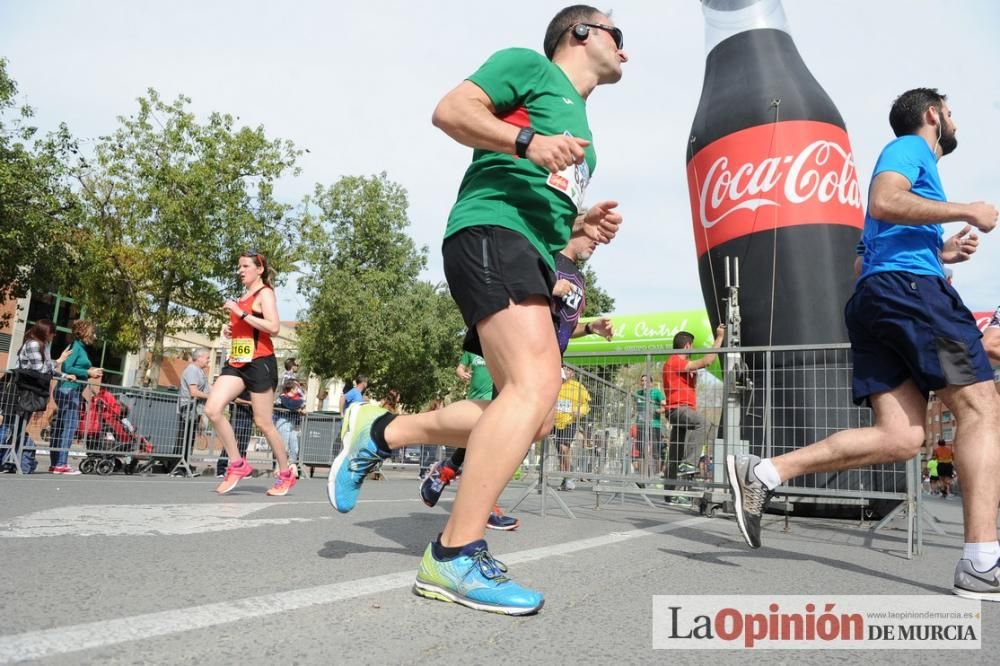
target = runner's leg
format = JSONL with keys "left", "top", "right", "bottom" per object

{"left": 204, "top": 375, "right": 248, "bottom": 461}
{"left": 440, "top": 296, "right": 561, "bottom": 547}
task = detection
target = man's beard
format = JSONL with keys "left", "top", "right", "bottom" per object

{"left": 939, "top": 127, "right": 958, "bottom": 156}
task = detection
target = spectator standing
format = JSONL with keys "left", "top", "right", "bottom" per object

{"left": 633, "top": 373, "right": 666, "bottom": 474}
{"left": 662, "top": 327, "right": 724, "bottom": 481}
{"left": 555, "top": 366, "right": 590, "bottom": 491}
{"left": 340, "top": 374, "right": 368, "bottom": 415}
{"left": 174, "top": 348, "right": 210, "bottom": 475}
{"left": 282, "top": 358, "right": 299, "bottom": 385}
{"left": 274, "top": 380, "right": 305, "bottom": 471}
{"left": 3, "top": 320, "right": 74, "bottom": 473}
{"left": 49, "top": 319, "right": 103, "bottom": 475}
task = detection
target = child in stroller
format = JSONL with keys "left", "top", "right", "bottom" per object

{"left": 77, "top": 386, "right": 154, "bottom": 475}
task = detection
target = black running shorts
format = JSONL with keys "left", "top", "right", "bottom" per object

{"left": 442, "top": 225, "right": 554, "bottom": 356}
{"left": 219, "top": 355, "right": 278, "bottom": 394}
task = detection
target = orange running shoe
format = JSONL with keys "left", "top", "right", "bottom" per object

{"left": 266, "top": 467, "right": 297, "bottom": 496}
{"left": 215, "top": 459, "right": 253, "bottom": 494}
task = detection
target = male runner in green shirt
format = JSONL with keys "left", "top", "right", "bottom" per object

{"left": 329, "top": 5, "right": 626, "bottom": 615}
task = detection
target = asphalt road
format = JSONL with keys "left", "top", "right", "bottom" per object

{"left": 0, "top": 471, "right": 995, "bottom": 664}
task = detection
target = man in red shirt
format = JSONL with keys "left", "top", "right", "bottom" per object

{"left": 662, "top": 326, "right": 725, "bottom": 481}
{"left": 933, "top": 438, "right": 956, "bottom": 498}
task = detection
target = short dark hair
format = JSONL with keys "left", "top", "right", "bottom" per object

{"left": 354, "top": 374, "right": 368, "bottom": 385}
{"left": 282, "top": 379, "right": 298, "bottom": 393}
{"left": 672, "top": 331, "right": 695, "bottom": 349}
{"left": 889, "top": 88, "right": 947, "bottom": 137}
{"left": 284, "top": 357, "right": 297, "bottom": 371}
{"left": 543, "top": 5, "right": 603, "bottom": 60}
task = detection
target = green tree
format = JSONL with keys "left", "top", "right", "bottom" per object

{"left": 296, "top": 173, "right": 465, "bottom": 408}
{"left": 580, "top": 262, "right": 615, "bottom": 317}
{"left": 0, "top": 58, "right": 77, "bottom": 319}
{"left": 72, "top": 89, "right": 301, "bottom": 384}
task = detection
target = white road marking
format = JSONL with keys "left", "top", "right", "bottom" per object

{"left": 0, "top": 498, "right": 445, "bottom": 538}
{"left": 0, "top": 517, "right": 707, "bottom": 663}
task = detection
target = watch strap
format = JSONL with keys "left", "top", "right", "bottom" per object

{"left": 515, "top": 127, "right": 536, "bottom": 158}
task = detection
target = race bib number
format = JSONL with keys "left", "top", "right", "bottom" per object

{"left": 229, "top": 337, "right": 254, "bottom": 364}
{"left": 545, "top": 133, "right": 590, "bottom": 212}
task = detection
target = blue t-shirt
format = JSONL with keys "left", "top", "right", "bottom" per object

{"left": 343, "top": 387, "right": 365, "bottom": 412}
{"left": 858, "top": 135, "right": 945, "bottom": 282}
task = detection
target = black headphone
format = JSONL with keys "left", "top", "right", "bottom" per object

{"left": 572, "top": 24, "right": 590, "bottom": 42}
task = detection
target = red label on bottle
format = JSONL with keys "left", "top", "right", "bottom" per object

{"left": 686, "top": 120, "right": 863, "bottom": 257}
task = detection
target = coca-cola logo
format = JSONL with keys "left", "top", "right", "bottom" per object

{"left": 687, "top": 121, "right": 864, "bottom": 255}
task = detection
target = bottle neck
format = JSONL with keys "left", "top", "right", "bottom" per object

{"left": 703, "top": 0, "right": 790, "bottom": 54}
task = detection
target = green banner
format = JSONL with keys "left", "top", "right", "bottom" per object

{"left": 566, "top": 309, "right": 718, "bottom": 370}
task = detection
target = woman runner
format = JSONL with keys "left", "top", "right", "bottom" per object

{"left": 206, "top": 250, "right": 296, "bottom": 496}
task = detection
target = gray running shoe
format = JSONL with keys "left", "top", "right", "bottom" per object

{"left": 953, "top": 558, "right": 1000, "bottom": 601}
{"left": 726, "top": 454, "right": 774, "bottom": 549}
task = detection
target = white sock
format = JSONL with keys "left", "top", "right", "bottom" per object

{"left": 753, "top": 459, "right": 781, "bottom": 490}
{"left": 963, "top": 541, "right": 1000, "bottom": 572}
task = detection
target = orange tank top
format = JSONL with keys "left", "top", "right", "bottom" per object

{"left": 227, "top": 286, "right": 274, "bottom": 367}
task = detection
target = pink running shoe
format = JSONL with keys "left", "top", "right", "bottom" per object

{"left": 54, "top": 465, "right": 81, "bottom": 476}
{"left": 266, "top": 467, "right": 298, "bottom": 497}
{"left": 215, "top": 459, "right": 253, "bottom": 494}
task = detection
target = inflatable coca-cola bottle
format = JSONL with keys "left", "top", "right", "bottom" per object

{"left": 687, "top": 0, "right": 863, "bottom": 347}
{"left": 687, "top": 0, "right": 877, "bottom": 500}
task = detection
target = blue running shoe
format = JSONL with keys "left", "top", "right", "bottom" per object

{"left": 412, "top": 540, "right": 543, "bottom": 615}
{"left": 420, "top": 461, "right": 458, "bottom": 508}
{"left": 486, "top": 505, "right": 520, "bottom": 531}
{"left": 328, "top": 403, "right": 389, "bottom": 513}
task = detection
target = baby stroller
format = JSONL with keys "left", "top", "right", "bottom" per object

{"left": 77, "top": 387, "right": 154, "bottom": 475}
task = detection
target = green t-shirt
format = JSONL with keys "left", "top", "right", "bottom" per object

{"left": 461, "top": 351, "right": 494, "bottom": 401}
{"left": 445, "top": 48, "right": 596, "bottom": 272}
{"left": 634, "top": 388, "right": 665, "bottom": 428}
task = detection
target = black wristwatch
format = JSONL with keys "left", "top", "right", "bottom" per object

{"left": 240, "top": 311, "right": 250, "bottom": 320}
{"left": 515, "top": 127, "right": 536, "bottom": 158}
{"left": 584, "top": 322, "right": 594, "bottom": 335}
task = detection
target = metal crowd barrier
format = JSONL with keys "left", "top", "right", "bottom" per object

{"left": 0, "top": 376, "right": 338, "bottom": 479}
{"left": 536, "top": 343, "right": 921, "bottom": 555}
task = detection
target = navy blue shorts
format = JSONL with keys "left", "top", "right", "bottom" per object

{"left": 845, "top": 272, "right": 993, "bottom": 405}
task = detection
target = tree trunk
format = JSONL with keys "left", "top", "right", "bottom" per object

{"left": 146, "top": 276, "right": 174, "bottom": 386}
{"left": 134, "top": 343, "right": 152, "bottom": 387}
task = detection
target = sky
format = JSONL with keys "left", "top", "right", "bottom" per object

{"left": 2, "top": 0, "right": 999, "bottom": 320}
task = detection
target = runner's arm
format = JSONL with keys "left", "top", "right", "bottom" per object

{"left": 571, "top": 317, "right": 613, "bottom": 341}
{"left": 432, "top": 81, "right": 588, "bottom": 173}
{"left": 868, "top": 172, "right": 997, "bottom": 232}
